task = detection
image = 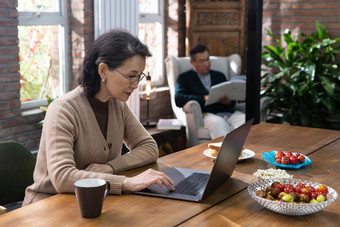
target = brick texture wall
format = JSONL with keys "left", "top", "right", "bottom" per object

{"left": 69, "top": 0, "right": 94, "bottom": 89}
{"left": 165, "top": 0, "right": 186, "bottom": 57}
{"left": 262, "top": 0, "right": 340, "bottom": 47}
{"left": 140, "top": 89, "right": 175, "bottom": 123}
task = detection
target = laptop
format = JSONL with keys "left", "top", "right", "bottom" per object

{"left": 135, "top": 119, "right": 254, "bottom": 202}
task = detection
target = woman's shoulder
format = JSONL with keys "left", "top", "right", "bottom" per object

{"left": 48, "top": 87, "right": 87, "bottom": 112}
{"left": 57, "top": 86, "right": 85, "bottom": 102}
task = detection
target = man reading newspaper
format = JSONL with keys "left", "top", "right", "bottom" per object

{"left": 175, "top": 44, "right": 245, "bottom": 139}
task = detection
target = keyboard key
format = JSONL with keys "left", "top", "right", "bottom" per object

{"left": 174, "top": 173, "right": 209, "bottom": 196}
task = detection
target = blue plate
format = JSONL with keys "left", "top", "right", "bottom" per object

{"left": 262, "top": 151, "right": 312, "bottom": 169}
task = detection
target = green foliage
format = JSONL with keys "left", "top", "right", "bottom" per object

{"left": 261, "top": 21, "right": 340, "bottom": 129}
{"left": 18, "top": 26, "right": 52, "bottom": 102}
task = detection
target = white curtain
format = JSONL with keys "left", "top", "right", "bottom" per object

{"left": 94, "top": 0, "right": 140, "bottom": 119}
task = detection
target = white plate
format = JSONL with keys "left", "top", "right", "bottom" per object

{"left": 203, "top": 148, "right": 255, "bottom": 160}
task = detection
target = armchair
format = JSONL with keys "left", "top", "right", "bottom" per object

{"left": 165, "top": 54, "right": 243, "bottom": 147}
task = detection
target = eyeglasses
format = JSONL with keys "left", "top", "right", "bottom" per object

{"left": 113, "top": 68, "right": 146, "bottom": 84}
{"left": 198, "top": 59, "right": 211, "bottom": 65}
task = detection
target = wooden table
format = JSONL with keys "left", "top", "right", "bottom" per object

{"left": 1, "top": 123, "right": 340, "bottom": 227}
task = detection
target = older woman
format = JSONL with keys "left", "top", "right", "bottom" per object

{"left": 23, "top": 29, "right": 174, "bottom": 205}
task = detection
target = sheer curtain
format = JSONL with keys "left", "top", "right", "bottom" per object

{"left": 94, "top": 0, "right": 140, "bottom": 119}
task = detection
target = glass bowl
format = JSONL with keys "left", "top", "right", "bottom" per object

{"left": 248, "top": 178, "right": 338, "bottom": 215}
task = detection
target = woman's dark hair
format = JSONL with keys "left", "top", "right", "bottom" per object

{"left": 78, "top": 29, "right": 152, "bottom": 97}
{"left": 189, "top": 44, "right": 210, "bottom": 61}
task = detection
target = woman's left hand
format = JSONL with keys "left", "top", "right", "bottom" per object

{"left": 86, "top": 163, "right": 113, "bottom": 174}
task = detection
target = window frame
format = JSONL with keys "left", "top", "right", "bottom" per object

{"left": 139, "top": 0, "right": 164, "bottom": 86}
{"left": 18, "top": 0, "right": 69, "bottom": 110}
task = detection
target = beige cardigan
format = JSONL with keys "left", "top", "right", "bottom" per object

{"left": 23, "top": 86, "right": 158, "bottom": 205}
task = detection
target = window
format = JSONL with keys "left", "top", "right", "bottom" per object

{"left": 17, "top": 0, "right": 69, "bottom": 110}
{"left": 138, "top": 0, "right": 164, "bottom": 85}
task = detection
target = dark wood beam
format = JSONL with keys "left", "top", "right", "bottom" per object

{"left": 245, "top": 0, "right": 263, "bottom": 124}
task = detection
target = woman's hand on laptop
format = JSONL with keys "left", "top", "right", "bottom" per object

{"left": 122, "top": 168, "right": 175, "bottom": 192}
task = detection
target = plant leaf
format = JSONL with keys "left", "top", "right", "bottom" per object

{"left": 316, "top": 21, "right": 329, "bottom": 39}
{"left": 321, "top": 77, "right": 335, "bottom": 96}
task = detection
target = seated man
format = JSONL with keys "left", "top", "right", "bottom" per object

{"left": 175, "top": 44, "right": 245, "bottom": 139}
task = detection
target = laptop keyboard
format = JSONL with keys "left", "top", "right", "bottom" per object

{"left": 174, "top": 172, "right": 210, "bottom": 196}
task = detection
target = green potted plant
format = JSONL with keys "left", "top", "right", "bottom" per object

{"left": 261, "top": 21, "right": 340, "bottom": 129}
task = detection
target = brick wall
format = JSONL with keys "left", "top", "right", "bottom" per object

{"left": 262, "top": 0, "right": 340, "bottom": 47}
{"left": 165, "top": 0, "right": 186, "bottom": 57}
{"left": 140, "top": 88, "right": 175, "bottom": 123}
{"left": 69, "top": 0, "right": 94, "bottom": 89}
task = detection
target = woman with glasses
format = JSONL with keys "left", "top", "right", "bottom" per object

{"left": 23, "top": 29, "right": 174, "bottom": 206}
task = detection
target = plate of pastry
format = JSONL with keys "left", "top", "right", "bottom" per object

{"left": 203, "top": 142, "right": 255, "bottom": 160}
